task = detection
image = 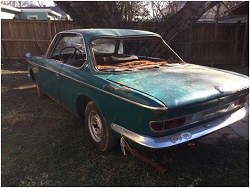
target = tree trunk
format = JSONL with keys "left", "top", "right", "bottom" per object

{"left": 140, "top": 1, "right": 218, "bottom": 57}
{"left": 161, "top": 1, "right": 218, "bottom": 44}
{"left": 55, "top": 1, "right": 218, "bottom": 44}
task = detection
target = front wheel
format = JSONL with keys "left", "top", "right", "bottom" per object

{"left": 85, "top": 101, "right": 118, "bottom": 151}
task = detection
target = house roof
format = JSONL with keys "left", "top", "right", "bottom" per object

{"left": 20, "top": 6, "right": 66, "bottom": 16}
{"left": 224, "top": 1, "right": 249, "bottom": 15}
{"left": 220, "top": 2, "right": 249, "bottom": 23}
{"left": 1, "top": 5, "right": 62, "bottom": 17}
{"left": 219, "top": 15, "right": 247, "bottom": 23}
{"left": 50, "top": 6, "right": 67, "bottom": 16}
{"left": 1, "top": 4, "right": 21, "bottom": 12}
{"left": 19, "top": 7, "right": 61, "bottom": 17}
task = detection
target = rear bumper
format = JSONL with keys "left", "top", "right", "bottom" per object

{"left": 110, "top": 103, "right": 249, "bottom": 149}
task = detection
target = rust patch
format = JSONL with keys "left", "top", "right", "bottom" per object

{"left": 121, "top": 137, "right": 167, "bottom": 174}
{"left": 105, "top": 84, "right": 130, "bottom": 95}
{"left": 97, "top": 60, "right": 167, "bottom": 70}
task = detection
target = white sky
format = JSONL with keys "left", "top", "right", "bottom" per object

{"left": 39, "top": 0, "right": 55, "bottom": 6}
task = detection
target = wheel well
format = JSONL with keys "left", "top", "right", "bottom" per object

{"left": 76, "top": 95, "right": 92, "bottom": 119}
{"left": 29, "top": 68, "right": 36, "bottom": 83}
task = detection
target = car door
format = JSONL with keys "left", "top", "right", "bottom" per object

{"left": 36, "top": 33, "right": 62, "bottom": 101}
{"left": 57, "top": 33, "right": 87, "bottom": 112}
{"left": 38, "top": 58, "right": 62, "bottom": 101}
{"left": 38, "top": 33, "right": 72, "bottom": 101}
{"left": 40, "top": 33, "right": 86, "bottom": 102}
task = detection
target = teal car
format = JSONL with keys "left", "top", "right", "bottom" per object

{"left": 26, "top": 29, "right": 249, "bottom": 151}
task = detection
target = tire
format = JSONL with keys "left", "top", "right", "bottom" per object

{"left": 37, "top": 85, "right": 47, "bottom": 99}
{"left": 85, "top": 101, "right": 118, "bottom": 151}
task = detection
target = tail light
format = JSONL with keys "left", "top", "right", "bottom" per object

{"left": 150, "top": 117, "right": 186, "bottom": 132}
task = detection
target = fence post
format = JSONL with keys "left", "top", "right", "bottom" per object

{"left": 1, "top": 45, "right": 7, "bottom": 64}
{"left": 47, "top": 20, "right": 53, "bottom": 40}
{"left": 241, "top": 16, "right": 248, "bottom": 66}
{"left": 233, "top": 22, "right": 240, "bottom": 64}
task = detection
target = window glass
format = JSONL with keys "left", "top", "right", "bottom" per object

{"left": 91, "top": 39, "right": 116, "bottom": 54}
{"left": 27, "top": 16, "right": 37, "bottom": 20}
{"left": 49, "top": 34, "right": 86, "bottom": 67}
{"left": 52, "top": 35, "right": 86, "bottom": 57}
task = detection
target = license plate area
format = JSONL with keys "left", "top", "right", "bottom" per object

{"left": 191, "top": 101, "right": 239, "bottom": 124}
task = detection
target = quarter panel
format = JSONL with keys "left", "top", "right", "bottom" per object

{"left": 58, "top": 65, "right": 165, "bottom": 136}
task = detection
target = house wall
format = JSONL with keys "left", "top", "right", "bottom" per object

{"left": 18, "top": 12, "right": 48, "bottom": 20}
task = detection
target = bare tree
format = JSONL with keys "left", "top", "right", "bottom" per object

{"left": 55, "top": 1, "right": 149, "bottom": 28}
{"left": 139, "top": 1, "right": 219, "bottom": 55}
{"left": 1, "top": 1, "right": 33, "bottom": 7}
{"left": 150, "top": 1, "right": 168, "bottom": 21}
{"left": 160, "top": 2, "right": 218, "bottom": 44}
{"left": 149, "top": 1, "right": 186, "bottom": 22}
{"left": 55, "top": 1, "right": 218, "bottom": 44}
{"left": 37, "top": 1, "right": 45, "bottom": 7}
{"left": 201, "top": 1, "right": 244, "bottom": 19}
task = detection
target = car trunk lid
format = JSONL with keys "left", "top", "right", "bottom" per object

{"left": 106, "top": 64, "right": 249, "bottom": 109}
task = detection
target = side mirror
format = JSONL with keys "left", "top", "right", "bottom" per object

{"left": 25, "top": 52, "right": 32, "bottom": 58}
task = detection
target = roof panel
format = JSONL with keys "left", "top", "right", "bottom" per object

{"left": 60, "top": 29, "right": 160, "bottom": 41}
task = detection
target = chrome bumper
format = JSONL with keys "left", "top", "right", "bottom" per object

{"left": 110, "top": 103, "right": 249, "bottom": 149}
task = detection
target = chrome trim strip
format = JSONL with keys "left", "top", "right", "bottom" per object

{"left": 110, "top": 103, "right": 248, "bottom": 149}
{"left": 29, "top": 61, "right": 59, "bottom": 73}
{"left": 62, "top": 61, "right": 86, "bottom": 70}
{"left": 28, "top": 61, "right": 167, "bottom": 111}
{"left": 60, "top": 73, "right": 167, "bottom": 111}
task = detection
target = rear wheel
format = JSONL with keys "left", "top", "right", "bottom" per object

{"left": 85, "top": 101, "right": 118, "bottom": 151}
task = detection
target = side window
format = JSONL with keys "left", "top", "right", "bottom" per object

{"left": 50, "top": 34, "right": 86, "bottom": 68}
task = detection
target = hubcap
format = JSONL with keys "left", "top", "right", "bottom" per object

{"left": 88, "top": 111, "right": 103, "bottom": 142}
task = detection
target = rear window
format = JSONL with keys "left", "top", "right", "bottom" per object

{"left": 91, "top": 37, "right": 183, "bottom": 72}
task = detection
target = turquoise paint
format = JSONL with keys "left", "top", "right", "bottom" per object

{"left": 27, "top": 29, "right": 250, "bottom": 141}
{"left": 106, "top": 63, "right": 249, "bottom": 109}
{"left": 61, "top": 29, "right": 161, "bottom": 44}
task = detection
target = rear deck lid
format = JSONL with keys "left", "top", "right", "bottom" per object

{"left": 106, "top": 64, "right": 249, "bottom": 108}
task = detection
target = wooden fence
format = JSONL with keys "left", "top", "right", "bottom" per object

{"left": 1, "top": 19, "right": 81, "bottom": 63}
{"left": 128, "top": 22, "right": 248, "bottom": 66}
{"left": 1, "top": 19, "right": 248, "bottom": 66}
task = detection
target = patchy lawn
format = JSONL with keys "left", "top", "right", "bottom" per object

{"left": 1, "top": 62, "right": 249, "bottom": 186}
